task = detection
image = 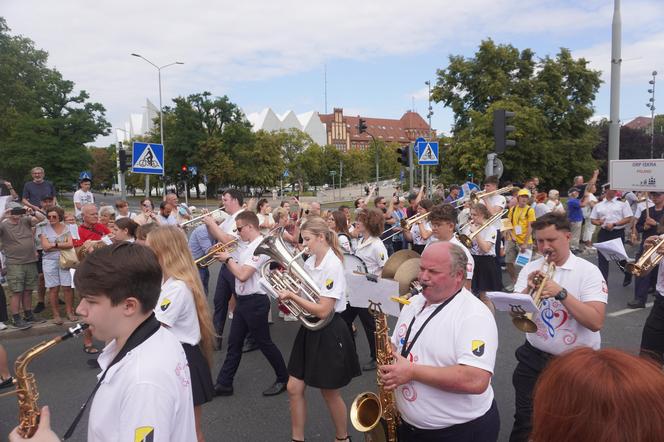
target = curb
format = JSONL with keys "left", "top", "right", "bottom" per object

{"left": 0, "top": 322, "right": 74, "bottom": 340}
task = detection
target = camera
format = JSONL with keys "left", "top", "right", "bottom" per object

{"left": 10, "top": 207, "right": 27, "bottom": 216}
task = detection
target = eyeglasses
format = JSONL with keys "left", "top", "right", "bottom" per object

{"left": 236, "top": 224, "right": 247, "bottom": 233}
{"left": 47, "top": 215, "right": 59, "bottom": 220}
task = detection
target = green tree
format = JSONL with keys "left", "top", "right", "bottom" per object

{"left": 0, "top": 18, "right": 110, "bottom": 190}
{"left": 89, "top": 146, "right": 116, "bottom": 189}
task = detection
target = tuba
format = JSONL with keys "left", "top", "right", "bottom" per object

{"left": 0, "top": 323, "right": 88, "bottom": 437}
{"left": 254, "top": 228, "right": 334, "bottom": 331}
{"left": 350, "top": 301, "right": 399, "bottom": 442}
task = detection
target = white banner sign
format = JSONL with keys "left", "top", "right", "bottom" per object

{"left": 609, "top": 159, "right": 664, "bottom": 192}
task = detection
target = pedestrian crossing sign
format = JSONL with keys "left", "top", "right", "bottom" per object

{"left": 417, "top": 141, "right": 439, "bottom": 165}
{"left": 132, "top": 142, "right": 164, "bottom": 175}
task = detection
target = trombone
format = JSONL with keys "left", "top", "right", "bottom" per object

{"left": 194, "top": 238, "right": 239, "bottom": 268}
{"left": 456, "top": 209, "right": 508, "bottom": 248}
{"left": 512, "top": 254, "right": 556, "bottom": 333}
{"left": 179, "top": 207, "right": 226, "bottom": 230}
{"left": 626, "top": 235, "right": 664, "bottom": 277}
{"left": 381, "top": 211, "right": 429, "bottom": 243}
{"left": 452, "top": 185, "right": 515, "bottom": 208}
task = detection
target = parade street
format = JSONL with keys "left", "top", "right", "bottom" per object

{"left": 0, "top": 253, "right": 651, "bottom": 442}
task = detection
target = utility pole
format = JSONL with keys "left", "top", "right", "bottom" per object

{"left": 608, "top": 0, "right": 622, "bottom": 179}
{"left": 648, "top": 71, "right": 657, "bottom": 158}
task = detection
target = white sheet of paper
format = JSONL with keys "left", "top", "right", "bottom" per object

{"left": 70, "top": 269, "right": 76, "bottom": 289}
{"left": 515, "top": 248, "right": 532, "bottom": 267}
{"left": 486, "top": 291, "right": 539, "bottom": 314}
{"left": 594, "top": 238, "right": 629, "bottom": 261}
{"left": 0, "top": 196, "right": 10, "bottom": 215}
{"left": 346, "top": 273, "right": 401, "bottom": 318}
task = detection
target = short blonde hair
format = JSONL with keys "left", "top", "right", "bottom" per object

{"left": 548, "top": 189, "right": 560, "bottom": 200}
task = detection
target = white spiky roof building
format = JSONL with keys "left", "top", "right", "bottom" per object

{"left": 115, "top": 98, "right": 160, "bottom": 143}
{"left": 245, "top": 108, "right": 327, "bottom": 146}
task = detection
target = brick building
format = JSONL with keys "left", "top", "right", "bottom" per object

{"left": 318, "top": 108, "right": 434, "bottom": 152}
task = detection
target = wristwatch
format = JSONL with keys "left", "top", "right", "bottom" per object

{"left": 554, "top": 288, "right": 568, "bottom": 301}
{"left": 224, "top": 257, "right": 232, "bottom": 264}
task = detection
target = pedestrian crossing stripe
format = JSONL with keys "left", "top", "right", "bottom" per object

{"left": 134, "top": 426, "right": 154, "bottom": 442}
{"left": 135, "top": 145, "right": 163, "bottom": 170}
{"left": 419, "top": 143, "right": 436, "bottom": 162}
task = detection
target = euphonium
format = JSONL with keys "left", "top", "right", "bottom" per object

{"left": 254, "top": 228, "right": 334, "bottom": 331}
{"left": 626, "top": 235, "right": 664, "bottom": 277}
{"left": 350, "top": 301, "right": 399, "bottom": 442}
{"left": 512, "top": 254, "right": 556, "bottom": 333}
{"left": 0, "top": 323, "right": 88, "bottom": 437}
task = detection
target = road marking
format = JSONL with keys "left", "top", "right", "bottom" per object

{"left": 608, "top": 302, "right": 654, "bottom": 317}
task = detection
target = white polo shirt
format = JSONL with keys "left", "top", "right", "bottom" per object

{"left": 221, "top": 209, "right": 247, "bottom": 260}
{"left": 427, "top": 237, "right": 475, "bottom": 280}
{"left": 88, "top": 326, "right": 196, "bottom": 442}
{"left": 465, "top": 224, "right": 497, "bottom": 257}
{"left": 235, "top": 235, "right": 270, "bottom": 296}
{"left": 480, "top": 194, "right": 506, "bottom": 230}
{"left": 390, "top": 288, "right": 497, "bottom": 429}
{"left": 155, "top": 278, "right": 201, "bottom": 346}
{"left": 634, "top": 199, "right": 654, "bottom": 221}
{"left": 354, "top": 235, "right": 388, "bottom": 276}
{"left": 590, "top": 198, "right": 633, "bottom": 230}
{"left": 515, "top": 253, "right": 607, "bottom": 355}
{"left": 411, "top": 221, "right": 432, "bottom": 246}
{"left": 303, "top": 248, "right": 347, "bottom": 313}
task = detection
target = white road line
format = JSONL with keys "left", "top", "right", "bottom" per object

{"left": 608, "top": 302, "right": 654, "bottom": 317}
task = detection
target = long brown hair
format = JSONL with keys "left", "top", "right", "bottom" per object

{"left": 532, "top": 347, "right": 664, "bottom": 442}
{"left": 146, "top": 226, "right": 215, "bottom": 367}
{"left": 301, "top": 216, "right": 344, "bottom": 262}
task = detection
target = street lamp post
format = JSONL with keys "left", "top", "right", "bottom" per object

{"left": 115, "top": 128, "right": 129, "bottom": 200}
{"left": 425, "top": 80, "right": 434, "bottom": 197}
{"left": 131, "top": 53, "right": 183, "bottom": 197}
{"left": 647, "top": 71, "right": 657, "bottom": 159}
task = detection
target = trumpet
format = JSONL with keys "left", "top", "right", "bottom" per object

{"left": 179, "top": 207, "right": 226, "bottom": 230}
{"left": 512, "top": 254, "right": 556, "bottom": 333}
{"left": 626, "top": 235, "right": 664, "bottom": 277}
{"left": 452, "top": 185, "right": 515, "bottom": 208}
{"left": 194, "top": 238, "right": 239, "bottom": 268}
{"left": 456, "top": 209, "right": 508, "bottom": 248}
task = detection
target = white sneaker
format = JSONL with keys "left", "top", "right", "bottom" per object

{"left": 284, "top": 314, "right": 298, "bottom": 322}
{"left": 0, "top": 322, "right": 7, "bottom": 331}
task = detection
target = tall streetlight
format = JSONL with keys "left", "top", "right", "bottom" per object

{"left": 647, "top": 71, "right": 657, "bottom": 158}
{"left": 131, "top": 53, "right": 184, "bottom": 197}
{"left": 115, "top": 127, "right": 129, "bottom": 200}
{"left": 425, "top": 80, "right": 434, "bottom": 195}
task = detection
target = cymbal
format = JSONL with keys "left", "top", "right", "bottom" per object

{"left": 393, "top": 257, "right": 421, "bottom": 296}
{"left": 382, "top": 249, "right": 420, "bottom": 279}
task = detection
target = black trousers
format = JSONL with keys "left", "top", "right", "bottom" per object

{"left": 0, "top": 284, "right": 7, "bottom": 322}
{"left": 340, "top": 306, "right": 376, "bottom": 360}
{"left": 216, "top": 294, "right": 288, "bottom": 386}
{"left": 633, "top": 244, "right": 658, "bottom": 304}
{"left": 212, "top": 265, "right": 235, "bottom": 337}
{"left": 509, "top": 341, "right": 553, "bottom": 442}
{"left": 398, "top": 400, "right": 499, "bottom": 442}
{"left": 596, "top": 228, "right": 627, "bottom": 281}
{"left": 641, "top": 295, "right": 664, "bottom": 366}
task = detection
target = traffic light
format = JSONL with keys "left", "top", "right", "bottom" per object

{"left": 358, "top": 118, "right": 368, "bottom": 134}
{"left": 119, "top": 149, "right": 129, "bottom": 173}
{"left": 181, "top": 164, "right": 188, "bottom": 173}
{"left": 493, "top": 109, "right": 516, "bottom": 154}
{"left": 396, "top": 146, "right": 410, "bottom": 167}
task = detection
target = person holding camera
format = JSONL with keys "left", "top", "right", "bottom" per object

{"left": 0, "top": 202, "right": 46, "bottom": 329}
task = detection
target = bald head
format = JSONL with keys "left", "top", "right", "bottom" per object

{"left": 81, "top": 204, "right": 99, "bottom": 226}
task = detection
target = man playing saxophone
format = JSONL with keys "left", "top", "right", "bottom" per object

{"left": 509, "top": 212, "right": 607, "bottom": 442}
{"left": 380, "top": 241, "right": 499, "bottom": 442}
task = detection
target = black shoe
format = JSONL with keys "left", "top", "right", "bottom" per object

{"left": 627, "top": 300, "right": 646, "bottom": 309}
{"left": 33, "top": 302, "right": 45, "bottom": 314}
{"left": 86, "top": 358, "right": 100, "bottom": 369}
{"left": 24, "top": 314, "right": 46, "bottom": 324}
{"left": 623, "top": 274, "right": 633, "bottom": 287}
{"left": 214, "top": 384, "right": 234, "bottom": 396}
{"left": 262, "top": 381, "right": 287, "bottom": 396}
{"left": 11, "top": 318, "right": 32, "bottom": 330}
{"left": 362, "top": 359, "right": 377, "bottom": 371}
{"left": 242, "top": 341, "right": 259, "bottom": 353}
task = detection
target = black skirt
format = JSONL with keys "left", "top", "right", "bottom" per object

{"left": 471, "top": 255, "right": 502, "bottom": 292}
{"left": 182, "top": 343, "right": 215, "bottom": 406}
{"left": 288, "top": 313, "right": 361, "bottom": 389}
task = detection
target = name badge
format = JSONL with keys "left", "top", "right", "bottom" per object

{"left": 514, "top": 225, "right": 523, "bottom": 235}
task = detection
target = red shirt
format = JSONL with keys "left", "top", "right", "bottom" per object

{"left": 74, "top": 223, "right": 111, "bottom": 247}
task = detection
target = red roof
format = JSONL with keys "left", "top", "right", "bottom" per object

{"left": 319, "top": 109, "right": 433, "bottom": 144}
{"left": 624, "top": 116, "right": 652, "bottom": 130}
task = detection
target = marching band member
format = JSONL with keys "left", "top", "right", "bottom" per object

{"left": 212, "top": 211, "right": 288, "bottom": 397}
{"left": 403, "top": 199, "right": 433, "bottom": 255}
{"left": 342, "top": 208, "right": 388, "bottom": 371}
{"left": 636, "top": 233, "right": 664, "bottom": 367}
{"left": 277, "top": 217, "right": 360, "bottom": 442}
{"left": 10, "top": 243, "right": 197, "bottom": 441}
{"left": 465, "top": 203, "right": 501, "bottom": 295}
{"left": 110, "top": 217, "right": 138, "bottom": 243}
{"left": 256, "top": 198, "right": 276, "bottom": 235}
{"left": 146, "top": 227, "right": 215, "bottom": 442}
{"left": 630, "top": 191, "right": 664, "bottom": 308}
{"left": 381, "top": 241, "right": 499, "bottom": 442}
{"left": 327, "top": 210, "right": 353, "bottom": 254}
{"left": 426, "top": 204, "right": 474, "bottom": 290}
{"left": 509, "top": 212, "right": 607, "bottom": 442}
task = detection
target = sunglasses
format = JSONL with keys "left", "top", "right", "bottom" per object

{"left": 236, "top": 224, "right": 247, "bottom": 233}
{"left": 47, "top": 215, "right": 59, "bottom": 220}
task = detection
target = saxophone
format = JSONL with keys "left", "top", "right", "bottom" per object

{"left": 350, "top": 302, "right": 400, "bottom": 442}
{"left": 0, "top": 323, "right": 88, "bottom": 437}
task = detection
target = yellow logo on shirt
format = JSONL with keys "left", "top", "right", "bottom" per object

{"left": 160, "top": 298, "right": 171, "bottom": 312}
{"left": 380, "top": 253, "right": 385, "bottom": 261}
{"left": 471, "top": 340, "right": 485, "bottom": 357}
{"left": 325, "top": 279, "right": 334, "bottom": 290}
{"left": 134, "top": 426, "right": 154, "bottom": 442}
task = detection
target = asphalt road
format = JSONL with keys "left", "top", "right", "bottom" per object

{"left": 0, "top": 251, "right": 652, "bottom": 442}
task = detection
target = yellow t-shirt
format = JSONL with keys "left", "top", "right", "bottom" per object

{"left": 508, "top": 205, "right": 536, "bottom": 245}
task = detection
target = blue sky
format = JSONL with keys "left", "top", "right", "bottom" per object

{"left": 4, "top": 0, "right": 663, "bottom": 146}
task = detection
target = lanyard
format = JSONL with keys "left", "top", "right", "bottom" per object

{"left": 63, "top": 314, "right": 161, "bottom": 439}
{"left": 400, "top": 289, "right": 460, "bottom": 358}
